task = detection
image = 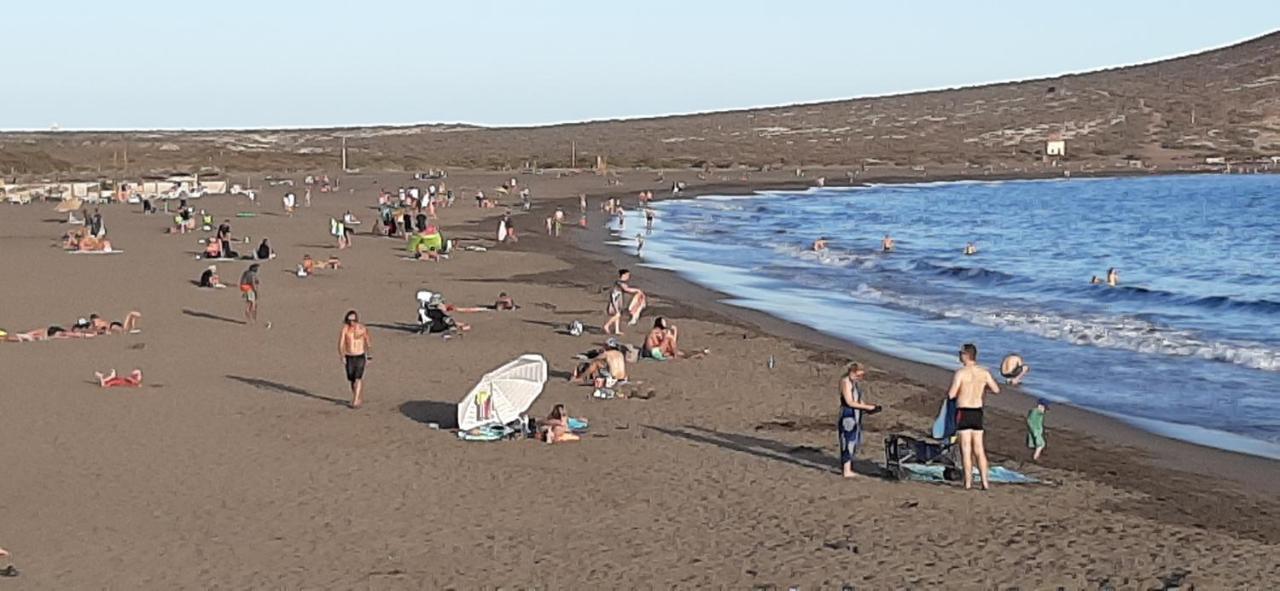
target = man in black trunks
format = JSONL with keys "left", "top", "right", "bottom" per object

{"left": 947, "top": 343, "right": 1000, "bottom": 490}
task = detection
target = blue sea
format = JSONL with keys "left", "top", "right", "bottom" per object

{"left": 610, "top": 175, "right": 1280, "bottom": 459}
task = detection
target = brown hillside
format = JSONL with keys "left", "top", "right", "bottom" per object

{"left": 3, "top": 31, "right": 1279, "bottom": 176}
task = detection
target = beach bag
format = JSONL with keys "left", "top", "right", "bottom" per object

{"left": 568, "top": 321, "right": 584, "bottom": 336}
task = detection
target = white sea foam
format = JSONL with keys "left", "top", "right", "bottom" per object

{"left": 852, "top": 284, "right": 1280, "bottom": 372}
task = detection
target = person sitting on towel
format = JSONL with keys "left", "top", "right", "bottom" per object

{"left": 541, "top": 404, "right": 580, "bottom": 443}
{"left": 203, "top": 239, "right": 223, "bottom": 259}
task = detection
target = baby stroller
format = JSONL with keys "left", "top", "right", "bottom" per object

{"left": 884, "top": 433, "right": 960, "bottom": 482}
{"left": 883, "top": 398, "right": 961, "bottom": 481}
{"left": 416, "top": 289, "right": 458, "bottom": 335}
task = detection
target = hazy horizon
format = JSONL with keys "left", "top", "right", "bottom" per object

{"left": 3, "top": 0, "right": 1276, "bottom": 131}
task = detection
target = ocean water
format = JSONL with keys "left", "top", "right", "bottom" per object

{"left": 610, "top": 174, "right": 1280, "bottom": 459}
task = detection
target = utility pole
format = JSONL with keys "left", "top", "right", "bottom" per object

{"left": 341, "top": 137, "right": 348, "bottom": 171}
{"left": 571, "top": 140, "right": 577, "bottom": 169}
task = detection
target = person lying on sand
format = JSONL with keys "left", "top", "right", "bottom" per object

{"left": 88, "top": 311, "right": 142, "bottom": 335}
{"left": 493, "top": 292, "right": 518, "bottom": 311}
{"left": 541, "top": 404, "right": 580, "bottom": 443}
{"left": 572, "top": 340, "right": 628, "bottom": 386}
{"left": 95, "top": 369, "right": 143, "bottom": 388}
{"left": 199, "top": 265, "right": 226, "bottom": 288}
{"left": 5, "top": 326, "right": 75, "bottom": 342}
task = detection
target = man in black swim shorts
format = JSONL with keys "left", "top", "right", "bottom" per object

{"left": 947, "top": 343, "right": 1000, "bottom": 490}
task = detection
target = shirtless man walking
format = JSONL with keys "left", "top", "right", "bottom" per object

{"left": 339, "top": 310, "right": 371, "bottom": 409}
{"left": 947, "top": 343, "right": 1000, "bottom": 490}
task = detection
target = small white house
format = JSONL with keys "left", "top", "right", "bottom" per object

{"left": 1046, "top": 139, "right": 1066, "bottom": 157}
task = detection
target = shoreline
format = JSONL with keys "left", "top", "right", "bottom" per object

{"left": 556, "top": 174, "right": 1280, "bottom": 494}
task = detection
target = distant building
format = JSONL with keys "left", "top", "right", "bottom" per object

{"left": 1046, "top": 139, "right": 1066, "bottom": 157}
{"left": 1205, "top": 157, "right": 1226, "bottom": 165}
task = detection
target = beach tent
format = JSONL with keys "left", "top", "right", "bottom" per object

{"left": 457, "top": 354, "right": 548, "bottom": 431}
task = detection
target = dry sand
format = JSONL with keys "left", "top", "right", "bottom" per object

{"left": 1, "top": 169, "right": 1277, "bottom": 589}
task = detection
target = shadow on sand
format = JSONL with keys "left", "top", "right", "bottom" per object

{"left": 399, "top": 400, "right": 459, "bottom": 429}
{"left": 367, "top": 321, "right": 421, "bottom": 334}
{"left": 226, "top": 375, "right": 350, "bottom": 407}
{"left": 645, "top": 424, "right": 884, "bottom": 477}
{"left": 182, "top": 308, "right": 245, "bottom": 325}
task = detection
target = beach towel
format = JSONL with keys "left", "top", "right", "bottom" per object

{"left": 235, "top": 212, "right": 257, "bottom": 218}
{"left": 69, "top": 250, "right": 123, "bottom": 255}
{"left": 568, "top": 417, "right": 589, "bottom": 433}
{"left": 456, "top": 425, "right": 514, "bottom": 442}
{"left": 931, "top": 398, "right": 958, "bottom": 439}
{"left": 899, "top": 463, "right": 1040, "bottom": 484}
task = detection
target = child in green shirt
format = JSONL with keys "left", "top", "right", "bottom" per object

{"left": 1027, "top": 399, "right": 1048, "bottom": 461}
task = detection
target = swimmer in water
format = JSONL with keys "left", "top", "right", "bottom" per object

{"left": 1106, "top": 267, "right": 1119, "bottom": 287}
{"left": 881, "top": 234, "right": 895, "bottom": 252}
{"left": 812, "top": 237, "right": 828, "bottom": 252}
{"left": 963, "top": 242, "right": 977, "bottom": 256}
{"left": 1090, "top": 276, "right": 1102, "bottom": 285}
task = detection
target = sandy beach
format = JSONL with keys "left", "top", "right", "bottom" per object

{"left": 1, "top": 169, "right": 1278, "bottom": 589}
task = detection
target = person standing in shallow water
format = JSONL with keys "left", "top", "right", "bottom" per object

{"left": 838, "top": 362, "right": 882, "bottom": 478}
{"left": 339, "top": 310, "right": 371, "bottom": 409}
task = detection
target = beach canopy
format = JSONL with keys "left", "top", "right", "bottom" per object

{"left": 457, "top": 354, "right": 548, "bottom": 431}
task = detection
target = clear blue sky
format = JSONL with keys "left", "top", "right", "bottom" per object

{"left": 4, "top": 1, "right": 1275, "bottom": 130}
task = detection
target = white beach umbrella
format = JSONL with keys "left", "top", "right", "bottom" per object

{"left": 457, "top": 354, "right": 548, "bottom": 430}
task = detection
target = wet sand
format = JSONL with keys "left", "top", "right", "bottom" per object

{"left": 1, "top": 169, "right": 1277, "bottom": 589}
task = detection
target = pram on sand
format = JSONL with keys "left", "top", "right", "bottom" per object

{"left": 416, "top": 290, "right": 459, "bottom": 335}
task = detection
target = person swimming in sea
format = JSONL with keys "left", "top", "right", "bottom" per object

{"left": 1106, "top": 267, "right": 1119, "bottom": 287}
{"left": 812, "top": 237, "right": 828, "bottom": 252}
{"left": 963, "top": 242, "right": 977, "bottom": 256}
{"left": 881, "top": 234, "right": 895, "bottom": 252}
{"left": 1090, "top": 276, "right": 1102, "bottom": 285}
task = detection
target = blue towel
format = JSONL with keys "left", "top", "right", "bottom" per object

{"left": 931, "top": 398, "right": 957, "bottom": 439}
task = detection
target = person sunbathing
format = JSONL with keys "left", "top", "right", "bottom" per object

{"left": 109, "top": 311, "right": 142, "bottom": 334}
{"left": 95, "top": 369, "right": 143, "bottom": 388}
{"left": 302, "top": 254, "right": 316, "bottom": 276}
{"left": 76, "top": 234, "right": 113, "bottom": 253}
{"left": 541, "top": 404, "right": 580, "bottom": 443}
{"left": 322, "top": 256, "right": 342, "bottom": 269}
{"left": 62, "top": 228, "right": 86, "bottom": 250}
{"left": 493, "top": 292, "right": 518, "bottom": 311}
{"left": 5, "top": 326, "right": 70, "bottom": 342}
